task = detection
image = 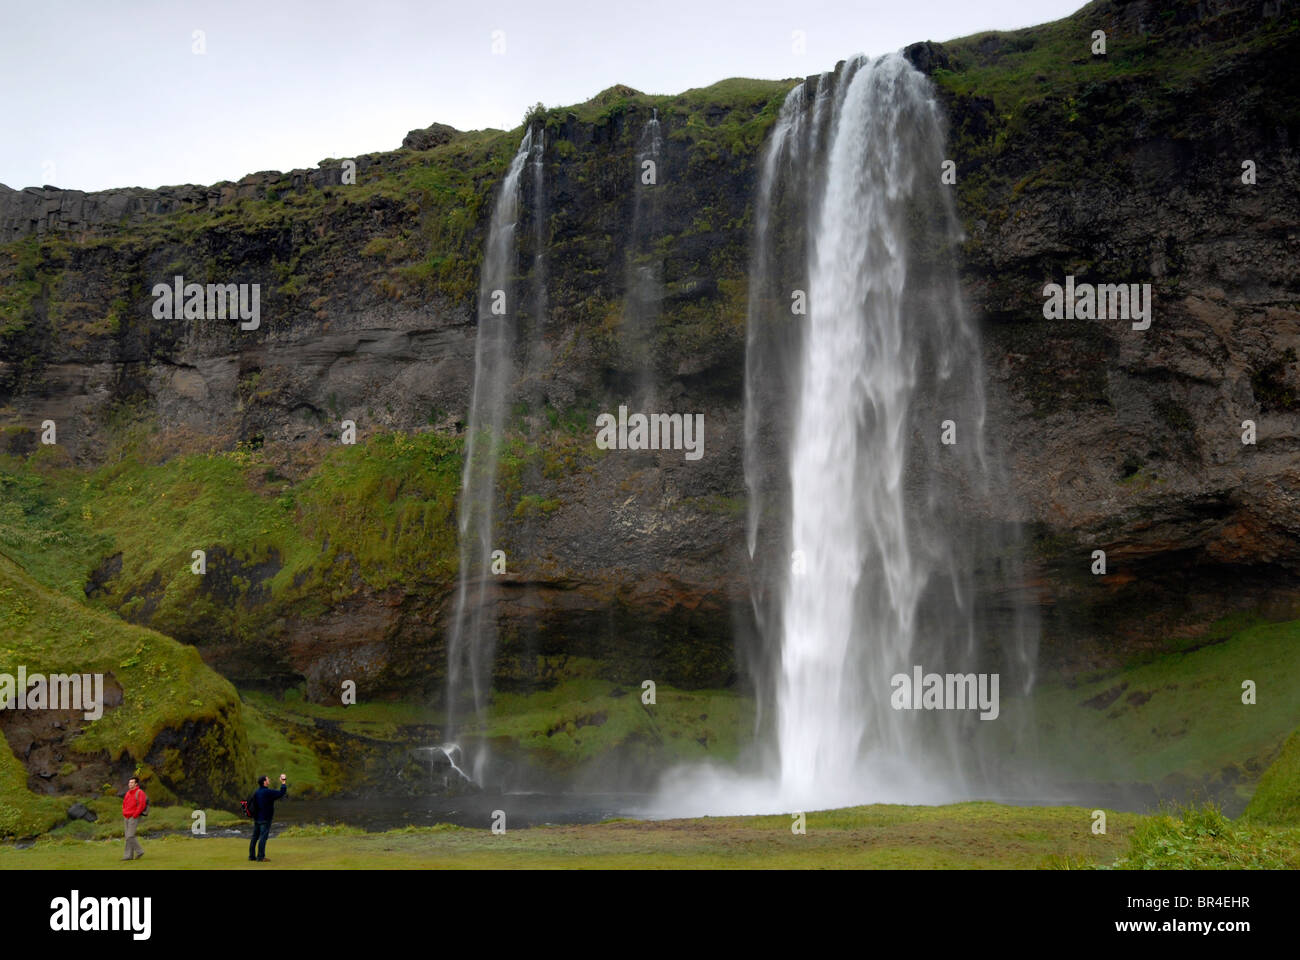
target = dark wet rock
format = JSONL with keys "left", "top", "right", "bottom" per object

{"left": 1083, "top": 684, "right": 1129, "bottom": 710}
{"left": 400, "top": 122, "right": 460, "bottom": 151}
{"left": 903, "top": 40, "right": 951, "bottom": 74}
{"left": 84, "top": 552, "right": 123, "bottom": 599}
{"left": 408, "top": 746, "right": 451, "bottom": 772}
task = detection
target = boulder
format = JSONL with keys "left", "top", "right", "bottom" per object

{"left": 66, "top": 802, "right": 96, "bottom": 822}
{"left": 401, "top": 122, "right": 459, "bottom": 151}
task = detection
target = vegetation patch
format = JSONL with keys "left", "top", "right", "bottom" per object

{"left": 999, "top": 617, "right": 1300, "bottom": 804}
{"left": 476, "top": 674, "right": 752, "bottom": 775}
{"left": 0, "top": 552, "right": 252, "bottom": 836}
{"left": 1109, "top": 802, "right": 1300, "bottom": 869}
{"left": 0, "top": 429, "right": 463, "bottom": 649}
{"left": 1244, "top": 728, "right": 1300, "bottom": 826}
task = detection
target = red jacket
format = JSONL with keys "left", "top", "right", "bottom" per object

{"left": 122, "top": 787, "right": 147, "bottom": 818}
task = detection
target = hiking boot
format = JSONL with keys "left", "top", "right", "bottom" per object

{"left": 257, "top": 857, "right": 270, "bottom": 862}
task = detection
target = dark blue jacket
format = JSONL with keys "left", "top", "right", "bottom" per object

{"left": 252, "top": 783, "right": 287, "bottom": 821}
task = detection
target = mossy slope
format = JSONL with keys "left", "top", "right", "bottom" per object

{"left": 1244, "top": 728, "right": 1300, "bottom": 825}
{"left": 0, "top": 551, "right": 252, "bottom": 837}
{"left": 0, "top": 428, "right": 462, "bottom": 692}
{"left": 1009, "top": 617, "right": 1300, "bottom": 805}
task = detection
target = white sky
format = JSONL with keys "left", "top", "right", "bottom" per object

{"left": 0, "top": 0, "right": 1082, "bottom": 192}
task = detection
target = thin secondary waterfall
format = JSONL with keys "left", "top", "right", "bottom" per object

{"left": 528, "top": 128, "right": 548, "bottom": 366}
{"left": 623, "top": 110, "right": 664, "bottom": 404}
{"left": 446, "top": 128, "right": 536, "bottom": 784}
{"left": 661, "top": 52, "right": 1035, "bottom": 816}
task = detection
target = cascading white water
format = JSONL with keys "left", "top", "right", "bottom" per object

{"left": 529, "top": 128, "right": 548, "bottom": 357}
{"left": 778, "top": 54, "right": 927, "bottom": 799}
{"left": 657, "top": 52, "right": 1035, "bottom": 817}
{"left": 623, "top": 110, "right": 664, "bottom": 404}
{"left": 446, "top": 129, "right": 537, "bottom": 784}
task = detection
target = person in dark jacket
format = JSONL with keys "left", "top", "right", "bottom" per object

{"left": 249, "top": 773, "right": 288, "bottom": 862}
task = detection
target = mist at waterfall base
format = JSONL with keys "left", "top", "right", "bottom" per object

{"left": 652, "top": 52, "right": 1038, "bottom": 818}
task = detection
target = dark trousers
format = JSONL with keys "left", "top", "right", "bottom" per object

{"left": 250, "top": 820, "right": 271, "bottom": 860}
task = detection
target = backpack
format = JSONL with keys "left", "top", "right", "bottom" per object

{"left": 140, "top": 794, "right": 149, "bottom": 817}
{"left": 240, "top": 793, "right": 256, "bottom": 819}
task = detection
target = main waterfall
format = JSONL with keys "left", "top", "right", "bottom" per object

{"left": 658, "top": 53, "right": 1036, "bottom": 816}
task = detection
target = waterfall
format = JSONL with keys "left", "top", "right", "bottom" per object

{"left": 780, "top": 53, "right": 939, "bottom": 798}
{"left": 622, "top": 110, "right": 664, "bottom": 404}
{"left": 446, "top": 128, "right": 536, "bottom": 785}
{"left": 528, "top": 128, "right": 548, "bottom": 365}
{"left": 660, "top": 53, "right": 1036, "bottom": 816}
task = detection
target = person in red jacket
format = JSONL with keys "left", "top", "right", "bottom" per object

{"left": 121, "top": 776, "right": 147, "bottom": 861}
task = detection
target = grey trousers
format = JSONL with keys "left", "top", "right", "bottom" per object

{"left": 123, "top": 816, "right": 144, "bottom": 859}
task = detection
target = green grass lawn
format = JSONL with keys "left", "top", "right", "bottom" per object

{"left": 0, "top": 802, "right": 1137, "bottom": 869}
{"left": 6, "top": 801, "right": 1298, "bottom": 870}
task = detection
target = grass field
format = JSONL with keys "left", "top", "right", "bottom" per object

{"left": 0, "top": 802, "right": 1140, "bottom": 869}
{"left": 17, "top": 801, "right": 1300, "bottom": 870}
{"left": 4, "top": 800, "right": 1296, "bottom": 870}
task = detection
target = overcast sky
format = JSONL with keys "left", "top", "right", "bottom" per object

{"left": 0, "top": 0, "right": 1082, "bottom": 192}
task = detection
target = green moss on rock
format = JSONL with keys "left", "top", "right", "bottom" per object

{"left": 1244, "top": 728, "right": 1300, "bottom": 825}
{"left": 0, "top": 551, "right": 253, "bottom": 836}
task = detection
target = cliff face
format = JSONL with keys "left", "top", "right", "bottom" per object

{"left": 935, "top": 0, "right": 1300, "bottom": 665}
{"left": 0, "top": 0, "right": 1297, "bottom": 700}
